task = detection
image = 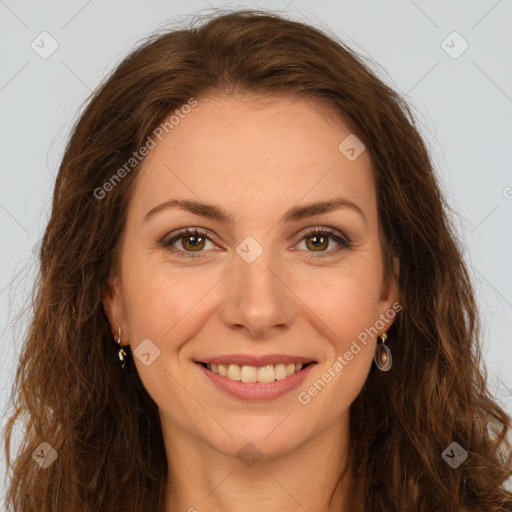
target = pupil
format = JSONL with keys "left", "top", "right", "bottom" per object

{"left": 309, "top": 235, "right": 327, "bottom": 250}
{"left": 184, "top": 235, "right": 203, "bottom": 250}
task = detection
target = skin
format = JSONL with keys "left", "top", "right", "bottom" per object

{"left": 102, "top": 94, "right": 399, "bottom": 512}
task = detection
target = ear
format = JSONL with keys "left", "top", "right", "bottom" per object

{"left": 102, "top": 272, "right": 129, "bottom": 344}
{"left": 378, "top": 256, "right": 400, "bottom": 331}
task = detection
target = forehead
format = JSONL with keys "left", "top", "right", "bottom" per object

{"left": 128, "top": 94, "right": 376, "bottom": 227}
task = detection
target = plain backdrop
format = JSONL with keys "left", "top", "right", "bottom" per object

{"left": 1, "top": 0, "right": 511, "bottom": 501}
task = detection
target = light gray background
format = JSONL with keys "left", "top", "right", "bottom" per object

{"left": 1, "top": 0, "right": 511, "bottom": 500}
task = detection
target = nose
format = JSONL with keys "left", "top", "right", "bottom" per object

{"left": 218, "top": 245, "right": 295, "bottom": 341}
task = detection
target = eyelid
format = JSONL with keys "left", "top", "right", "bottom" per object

{"left": 159, "top": 227, "right": 218, "bottom": 255}
{"left": 293, "top": 225, "right": 342, "bottom": 242}
{"left": 161, "top": 226, "right": 217, "bottom": 244}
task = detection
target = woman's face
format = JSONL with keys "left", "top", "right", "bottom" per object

{"left": 103, "top": 94, "right": 399, "bottom": 458}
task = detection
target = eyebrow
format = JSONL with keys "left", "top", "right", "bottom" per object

{"left": 143, "top": 197, "right": 367, "bottom": 226}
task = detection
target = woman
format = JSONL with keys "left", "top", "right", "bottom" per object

{"left": 3, "top": 8, "right": 512, "bottom": 512}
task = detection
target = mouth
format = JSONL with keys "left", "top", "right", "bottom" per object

{"left": 196, "top": 359, "right": 316, "bottom": 400}
{"left": 198, "top": 361, "right": 314, "bottom": 383}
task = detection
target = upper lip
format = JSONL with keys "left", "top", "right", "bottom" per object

{"left": 196, "top": 354, "right": 316, "bottom": 366}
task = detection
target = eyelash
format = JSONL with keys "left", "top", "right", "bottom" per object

{"left": 159, "top": 226, "right": 352, "bottom": 260}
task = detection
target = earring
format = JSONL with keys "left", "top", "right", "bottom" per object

{"left": 374, "top": 331, "right": 392, "bottom": 371}
{"left": 117, "top": 327, "right": 129, "bottom": 369}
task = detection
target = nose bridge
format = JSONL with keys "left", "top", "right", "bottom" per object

{"left": 220, "top": 236, "right": 292, "bottom": 337}
{"left": 238, "top": 242, "right": 274, "bottom": 288}
{"left": 235, "top": 237, "right": 280, "bottom": 302}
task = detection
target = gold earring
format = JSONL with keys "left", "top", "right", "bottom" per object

{"left": 374, "top": 331, "right": 392, "bottom": 371}
{"left": 117, "top": 327, "right": 128, "bottom": 369}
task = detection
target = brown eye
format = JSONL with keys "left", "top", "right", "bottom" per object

{"left": 180, "top": 233, "right": 206, "bottom": 251}
{"left": 296, "top": 228, "right": 352, "bottom": 257}
{"left": 160, "top": 228, "right": 216, "bottom": 259}
{"left": 305, "top": 233, "right": 330, "bottom": 251}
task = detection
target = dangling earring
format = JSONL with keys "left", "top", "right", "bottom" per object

{"left": 117, "top": 327, "right": 128, "bottom": 369}
{"left": 374, "top": 331, "right": 392, "bottom": 371}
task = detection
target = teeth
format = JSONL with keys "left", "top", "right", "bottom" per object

{"left": 241, "top": 365, "right": 257, "bottom": 383}
{"left": 227, "top": 364, "right": 241, "bottom": 380}
{"left": 257, "top": 365, "right": 275, "bottom": 383}
{"left": 205, "top": 362, "right": 305, "bottom": 382}
{"left": 275, "top": 363, "right": 287, "bottom": 380}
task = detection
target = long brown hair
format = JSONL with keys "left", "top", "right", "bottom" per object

{"left": 3, "top": 8, "right": 512, "bottom": 511}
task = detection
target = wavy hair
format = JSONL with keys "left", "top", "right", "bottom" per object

{"left": 3, "top": 8, "right": 512, "bottom": 511}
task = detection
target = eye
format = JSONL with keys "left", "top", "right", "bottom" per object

{"left": 159, "top": 226, "right": 352, "bottom": 260}
{"left": 159, "top": 227, "right": 217, "bottom": 259}
{"left": 294, "top": 227, "right": 352, "bottom": 258}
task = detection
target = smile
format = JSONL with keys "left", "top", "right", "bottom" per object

{"left": 196, "top": 358, "right": 316, "bottom": 400}
{"left": 201, "top": 362, "right": 310, "bottom": 382}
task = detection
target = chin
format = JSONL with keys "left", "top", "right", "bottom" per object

{"left": 200, "top": 415, "right": 313, "bottom": 462}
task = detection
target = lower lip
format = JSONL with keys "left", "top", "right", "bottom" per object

{"left": 197, "top": 363, "right": 316, "bottom": 400}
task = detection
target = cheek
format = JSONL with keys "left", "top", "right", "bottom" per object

{"left": 121, "top": 248, "right": 214, "bottom": 339}
{"left": 295, "top": 271, "right": 381, "bottom": 415}
{"left": 303, "top": 262, "right": 384, "bottom": 344}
